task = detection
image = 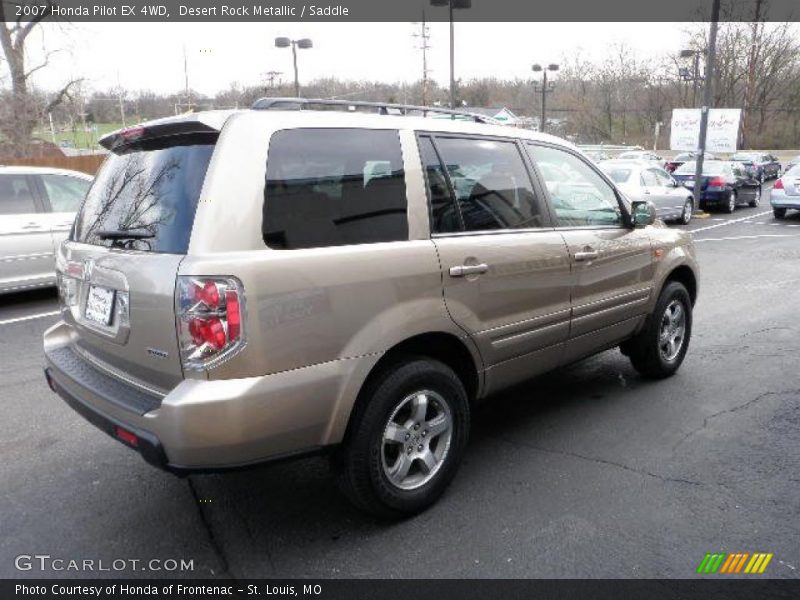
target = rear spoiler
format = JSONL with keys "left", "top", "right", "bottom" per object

{"left": 100, "top": 112, "right": 234, "bottom": 153}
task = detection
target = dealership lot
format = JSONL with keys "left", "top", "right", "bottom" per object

{"left": 1, "top": 185, "right": 798, "bottom": 579}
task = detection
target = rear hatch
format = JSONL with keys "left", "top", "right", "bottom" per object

{"left": 56, "top": 117, "right": 223, "bottom": 392}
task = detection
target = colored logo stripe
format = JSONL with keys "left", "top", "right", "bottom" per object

{"left": 697, "top": 552, "right": 773, "bottom": 574}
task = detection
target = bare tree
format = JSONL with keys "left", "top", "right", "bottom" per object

{"left": 0, "top": 2, "right": 81, "bottom": 156}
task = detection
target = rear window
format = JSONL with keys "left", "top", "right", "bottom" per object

{"left": 263, "top": 128, "right": 408, "bottom": 250}
{"left": 675, "top": 161, "right": 726, "bottom": 175}
{"left": 71, "top": 134, "right": 215, "bottom": 253}
{"left": 600, "top": 167, "right": 632, "bottom": 183}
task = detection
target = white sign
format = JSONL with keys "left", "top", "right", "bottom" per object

{"left": 670, "top": 108, "right": 741, "bottom": 153}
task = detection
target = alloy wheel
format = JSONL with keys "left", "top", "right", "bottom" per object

{"left": 659, "top": 300, "right": 687, "bottom": 362}
{"left": 381, "top": 390, "right": 453, "bottom": 490}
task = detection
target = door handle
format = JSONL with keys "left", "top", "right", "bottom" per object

{"left": 449, "top": 263, "right": 489, "bottom": 277}
{"left": 574, "top": 249, "right": 599, "bottom": 262}
{"left": 22, "top": 222, "right": 43, "bottom": 230}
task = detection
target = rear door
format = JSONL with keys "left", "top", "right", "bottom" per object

{"left": 419, "top": 134, "right": 572, "bottom": 392}
{"left": 59, "top": 129, "right": 218, "bottom": 391}
{"left": 525, "top": 143, "right": 655, "bottom": 359}
{"left": 0, "top": 172, "right": 53, "bottom": 292}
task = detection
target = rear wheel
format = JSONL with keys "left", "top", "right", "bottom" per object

{"left": 680, "top": 198, "right": 693, "bottom": 224}
{"left": 773, "top": 207, "right": 787, "bottom": 219}
{"left": 749, "top": 185, "right": 761, "bottom": 208}
{"left": 622, "top": 281, "right": 692, "bottom": 379}
{"left": 334, "top": 358, "right": 470, "bottom": 519}
{"left": 724, "top": 190, "right": 737, "bottom": 213}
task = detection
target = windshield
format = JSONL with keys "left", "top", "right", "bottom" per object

{"left": 72, "top": 134, "right": 216, "bottom": 253}
{"left": 674, "top": 161, "right": 728, "bottom": 175}
{"left": 618, "top": 152, "right": 641, "bottom": 159}
{"left": 731, "top": 153, "right": 755, "bottom": 162}
{"left": 674, "top": 153, "right": 694, "bottom": 161}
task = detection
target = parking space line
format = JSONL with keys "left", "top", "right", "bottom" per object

{"left": 694, "top": 234, "right": 796, "bottom": 243}
{"left": 0, "top": 310, "right": 60, "bottom": 326}
{"left": 690, "top": 210, "right": 774, "bottom": 234}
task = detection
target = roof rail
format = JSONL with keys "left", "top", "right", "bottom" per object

{"left": 251, "top": 97, "right": 495, "bottom": 124}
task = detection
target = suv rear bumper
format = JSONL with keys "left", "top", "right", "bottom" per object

{"left": 44, "top": 321, "right": 377, "bottom": 471}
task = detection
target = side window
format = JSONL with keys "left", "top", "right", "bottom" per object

{"left": 641, "top": 170, "right": 659, "bottom": 188}
{"left": 263, "top": 128, "right": 408, "bottom": 250}
{"left": 40, "top": 174, "right": 91, "bottom": 213}
{"left": 418, "top": 136, "right": 460, "bottom": 234}
{"left": 0, "top": 174, "right": 37, "bottom": 215}
{"left": 652, "top": 169, "right": 674, "bottom": 187}
{"left": 432, "top": 136, "right": 544, "bottom": 232}
{"left": 526, "top": 144, "right": 623, "bottom": 228}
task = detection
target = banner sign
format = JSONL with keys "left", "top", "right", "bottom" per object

{"left": 670, "top": 108, "right": 742, "bottom": 153}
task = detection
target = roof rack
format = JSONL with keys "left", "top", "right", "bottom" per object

{"left": 251, "top": 97, "right": 495, "bottom": 124}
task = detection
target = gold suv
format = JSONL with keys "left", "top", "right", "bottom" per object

{"left": 44, "top": 99, "right": 699, "bottom": 517}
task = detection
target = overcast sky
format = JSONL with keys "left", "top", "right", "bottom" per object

{"left": 24, "top": 22, "right": 690, "bottom": 96}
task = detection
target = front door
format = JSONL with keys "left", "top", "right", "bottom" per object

{"left": 418, "top": 134, "right": 572, "bottom": 393}
{"left": 525, "top": 143, "right": 656, "bottom": 360}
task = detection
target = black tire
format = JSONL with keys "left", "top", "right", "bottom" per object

{"left": 334, "top": 358, "right": 470, "bottom": 519}
{"left": 749, "top": 185, "right": 761, "bottom": 208}
{"left": 773, "top": 207, "right": 787, "bottom": 219}
{"left": 621, "top": 281, "right": 692, "bottom": 379}
{"left": 724, "top": 190, "right": 737, "bottom": 213}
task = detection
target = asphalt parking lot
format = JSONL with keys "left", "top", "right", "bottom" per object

{"left": 1, "top": 183, "right": 798, "bottom": 579}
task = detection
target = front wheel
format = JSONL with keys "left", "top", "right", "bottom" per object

{"left": 749, "top": 185, "right": 761, "bottom": 208}
{"left": 621, "top": 281, "right": 692, "bottom": 379}
{"left": 334, "top": 358, "right": 470, "bottom": 518}
{"left": 724, "top": 190, "right": 737, "bottom": 213}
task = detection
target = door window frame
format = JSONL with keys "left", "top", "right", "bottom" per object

{"left": 523, "top": 141, "right": 634, "bottom": 231}
{"left": 416, "top": 131, "right": 556, "bottom": 238}
{"left": 32, "top": 173, "right": 91, "bottom": 214}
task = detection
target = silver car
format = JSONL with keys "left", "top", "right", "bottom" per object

{"left": 0, "top": 166, "right": 92, "bottom": 294}
{"left": 771, "top": 164, "right": 800, "bottom": 219}
{"left": 616, "top": 150, "right": 667, "bottom": 169}
{"left": 599, "top": 160, "right": 695, "bottom": 224}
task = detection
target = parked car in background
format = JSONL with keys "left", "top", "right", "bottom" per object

{"left": 617, "top": 150, "right": 666, "bottom": 169}
{"left": 0, "top": 166, "right": 92, "bottom": 294}
{"left": 770, "top": 164, "right": 800, "bottom": 219}
{"left": 673, "top": 161, "right": 761, "bottom": 213}
{"left": 665, "top": 151, "right": 717, "bottom": 173}
{"left": 730, "top": 152, "right": 781, "bottom": 183}
{"left": 784, "top": 155, "right": 799, "bottom": 172}
{"left": 599, "top": 159, "right": 695, "bottom": 224}
{"left": 584, "top": 150, "right": 610, "bottom": 163}
{"left": 42, "top": 103, "right": 699, "bottom": 518}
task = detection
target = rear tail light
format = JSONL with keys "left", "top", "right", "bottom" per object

{"left": 115, "top": 426, "right": 139, "bottom": 447}
{"left": 774, "top": 178, "right": 784, "bottom": 190}
{"left": 708, "top": 177, "right": 726, "bottom": 188}
{"left": 176, "top": 276, "right": 246, "bottom": 370}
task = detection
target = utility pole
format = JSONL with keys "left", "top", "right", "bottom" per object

{"left": 412, "top": 12, "right": 432, "bottom": 105}
{"left": 692, "top": 0, "right": 721, "bottom": 202}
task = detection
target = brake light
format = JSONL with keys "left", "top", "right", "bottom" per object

{"left": 176, "top": 276, "right": 245, "bottom": 370}
{"left": 120, "top": 126, "right": 146, "bottom": 141}
{"left": 708, "top": 177, "right": 726, "bottom": 187}
{"left": 774, "top": 178, "right": 784, "bottom": 190}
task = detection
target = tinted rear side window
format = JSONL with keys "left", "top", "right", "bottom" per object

{"left": 263, "top": 128, "right": 408, "bottom": 249}
{"left": 72, "top": 134, "right": 215, "bottom": 253}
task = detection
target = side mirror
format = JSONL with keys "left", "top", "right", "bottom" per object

{"left": 631, "top": 200, "right": 656, "bottom": 228}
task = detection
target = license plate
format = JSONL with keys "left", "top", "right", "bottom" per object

{"left": 85, "top": 285, "right": 116, "bottom": 326}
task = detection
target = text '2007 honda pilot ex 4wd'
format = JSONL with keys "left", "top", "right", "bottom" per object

{"left": 44, "top": 99, "right": 699, "bottom": 518}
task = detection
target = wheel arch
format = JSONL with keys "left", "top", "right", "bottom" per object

{"left": 664, "top": 264, "right": 698, "bottom": 306}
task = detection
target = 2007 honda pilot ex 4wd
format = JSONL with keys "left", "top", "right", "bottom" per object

{"left": 44, "top": 101, "right": 698, "bottom": 518}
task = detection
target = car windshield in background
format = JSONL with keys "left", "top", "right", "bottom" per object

{"left": 674, "top": 153, "right": 695, "bottom": 161}
{"left": 618, "top": 152, "right": 642, "bottom": 159}
{"left": 601, "top": 167, "right": 632, "bottom": 183}
{"left": 731, "top": 153, "right": 755, "bottom": 161}
{"left": 71, "top": 135, "right": 215, "bottom": 253}
{"left": 675, "top": 161, "right": 727, "bottom": 176}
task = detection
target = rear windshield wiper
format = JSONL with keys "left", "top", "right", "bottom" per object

{"left": 96, "top": 229, "right": 155, "bottom": 241}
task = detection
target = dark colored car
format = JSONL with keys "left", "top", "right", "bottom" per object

{"left": 673, "top": 161, "right": 762, "bottom": 213}
{"left": 730, "top": 152, "right": 782, "bottom": 183}
{"left": 665, "top": 151, "right": 716, "bottom": 173}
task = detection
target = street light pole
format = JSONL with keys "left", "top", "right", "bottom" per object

{"left": 532, "top": 63, "right": 559, "bottom": 133}
{"left": 692, "top": 0, "right": 721, "bottom": 203}
{"left": 275, "top": 37, "right": 313, "bottom": 98}
{"left": 431, "top": 0, "right": 471, "bottom": 109}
